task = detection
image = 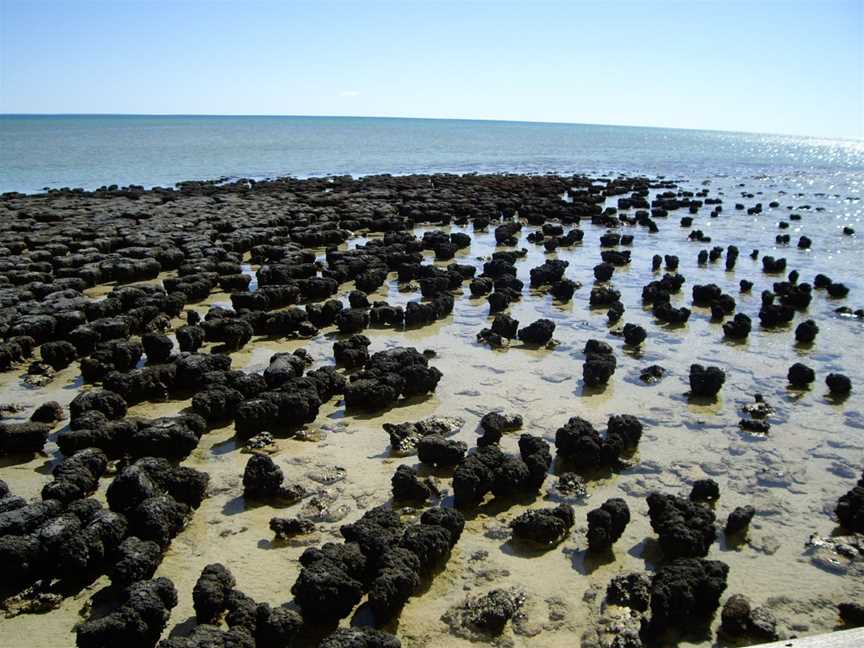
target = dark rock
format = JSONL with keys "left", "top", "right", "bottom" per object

{"left": 193, "top": 563, "right": 236, "bottom": 624}
{"left": 417, "top": 435, "right": 467, "bottom": 467}
{"left": 69, "top": 389, "right": 127, "bottom": 421}
{"left": 583, "top": 340, "right": 617, "bottom": 387}
{"left": 787, "top": 362, "right": 815, "bottom": 387}
{"left": 128, "top": 495, "right": 189, "bottom": 549}
{"left": 391, "top": 464, "right": 435, "bottom": 502}
{"left": 649, "top": 558, "right": 729, "bottom": 632}
{"left": 647, "top": 492, "right": 716, "bottom": 558}
{"left": 640, "top": 365, "right": 665, "bottom": 383}
{"left": 334, "top": 334, "right": 371, "bottom": 369}
{"left": 30, "top": 400, "right": 64, "bottom": 424}
{"left": 269, "top": 516, "right": 315, "bottom": 538}
{"left": 442, "top": 588, "right": 523, "bottom": 638}
{"left": 622, "top": 323, "right": 646, "bottom": 346}
{"left": 76, "top": 577, "right": 177, "bottom": 648}
{"left": 725, "top": 505, "right": 756, "bottom": 534}
{"left": 839, "top": 602, "right": 864, "bottom": 628}
{"left": 835, "top": 474, "right": 864, "bottom": 533}
{"left": 0, "top": 421, "right": 51, "bottom": 454}
{"left": 517, "top": 318, "right": 555, "bottom": 345}
{"left": 720, "top": 593, "right": 779, "bottom": 642}
{"left": 689, "top": 364, "right": 725, "bottom": 398}
{"left": 110, "top": 536, "right": 162, "bottom": 588}
{"left": 586, "top": 498, "right": 630, "bottom": 552}
{"left": 255, "top": 602, "right": 303, "bottom": 648}
{"left": 689, "top": 479, "right": 720, "bottom": 502}
{"left": 107, "top": 457, "right": 209, "bottom": 513}
{"left": 477, "top": 411, "right": 522, "bottom": 446}
{"left": 292, "top": 552, "right": 365, "bottom": 622}
{"left": 827, "top": 373, "right": 852, "bottom": 395}
{"left": 142, "top": 333, "right": 174, "bottom": 362}
{"left": 723, "top": 313, "right": 752, "bottom": 339}
{"left": 606, "top": 572, "right": 651, "bottom": 612}
{"left": 41, "top": 447, "right": 108, "bottom": 503}
{"left": 319, "top": 628, "right": 401, "bottom": 648}
{"left": 242, "top": 454, "right": 304, "bottom": 502}
{"left": 510, "top": 504, "right": 574, "bottom": 546}
{"left": 40, "top": 340, "right": 79, "bottom": 370}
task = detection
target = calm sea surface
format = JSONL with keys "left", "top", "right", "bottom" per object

{"left": 1, "top": 115, "right": 863, "bottom": 194}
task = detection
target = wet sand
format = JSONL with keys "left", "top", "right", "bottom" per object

{"left": 0, "top": 173, "right": 862, "bottom": 647}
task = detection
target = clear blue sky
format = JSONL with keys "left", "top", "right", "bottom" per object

{"left": 1, "top": 0, "right": 862, "bottom": 139}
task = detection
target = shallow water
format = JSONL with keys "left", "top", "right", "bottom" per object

{"left": 1, "top": 171, "right": 863, "bottom": 647}
{"left": 2, "top": 115, "right": 864, "bottom": 194}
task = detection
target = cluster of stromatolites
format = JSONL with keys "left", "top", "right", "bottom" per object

{"left": 0, "top": 172, "right": 860, "bottom": 647}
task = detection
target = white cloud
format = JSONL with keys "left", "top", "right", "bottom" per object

{"left": 339, "top": 90, "right": 361, "bottom": 97}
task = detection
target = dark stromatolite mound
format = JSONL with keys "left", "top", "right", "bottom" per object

{"left": 689, "top": 364, "right": 726, "bottom": 398}
{"left": 292, "top": 542, "right": 368, "bottom": 623}
{"left": 477, "top": 411, "right": 523, "bottom": 446}
{"left": 720, "top": 593, "right": 779, "bottom": 642}
{"left": 384, "top": 415, "right": 465, "bottom": 455}
{"left": 344, "top": 347, "right": 442, "bottom": 410}
{"left": 827, "top": 373, "right": 852, "bottom": 394}
{"left": 452, "top": 435, "right": 551, "bottom": 507}
{"left": 41, "top": 447, "right": 108, "bottom": 503}
{"left": 723, "top": 313, "right": 752, "bottom": 339}
{"left": 510, "top": 504, "right": 574, "bottom": 546}
{"left": 516, "top": 318, "right": 555, "bottom": 345}
{"left": 334, "top": 334, "right": 371, "bottom": 368}
{"left": 622, "top": 323, "right": 646, "bottom": 347}
{"left": 648, "top": 558, "right": 729, "bottom": 633}
{"left": 193, "top": 563, "right": 236, "bottom": 624}
{"left": 107, "top": 457, "right": 209, "bottom": 515}
{"left": 839, "top": 602, "right": 864, "bottom": 628}
{"left": 30, "top": 400, "right": 64, "bottom": 424}
{"left": 69, "top": 389, "right": 128, "bottom": 421}
{"left": 290, "top": 504, "right": 463, "bottom": 625}
{"left": 417, "top": 435, "right": 468, "bottom": 467}
{"left": 835, "top": 471, "right": 864, "bottom": 533}
{"left": 689, "top": 479, "right": 720, "bottom": 502}
{"left": 586, "top": 498, "right": 630, "bottom": 552}
{"left": 241, "top": 454, "right": 304, "bottom": 502}
{"left": 110, "top": 536, "right": 163, "bottom": 588}
{"left": 646, "top": 491, "right": 716, "bottom": 558}
{"left": 269, "top": 516, "right": 315, "bottom": 538}
{"left": 319, "top": 628, "right": 401, "bottom": 648}
{"left": 157, "top": 625, "right": 254, "bottom": 648}
{"left": 441, "top": 588, "right": 524, "bottom": 638}
{"left": 583, "top": 339, "right": 617, "bottom": 386}
{"left": 390, "top": 464, "right": 437, "bottom": 503}
{"left": 606, "top": 572, "right": 651, "bottom": 612}
{"left": 725, "top": 505, "right": 756, "bottom": 535}
{"left": 0, "top": 421, "right": 52, "bottom": 455}
{"left": 76, "top": 577, "right": 177, "bottom": 648}
{"left": 787, "top": 362, "right": 815, "bottom": 387}
{"left": 554, "top": 414, "right": 642, "bottom": 469}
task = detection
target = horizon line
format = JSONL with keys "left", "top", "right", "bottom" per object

{"left": 1, "top": 112, "right": 860, "bottom": 143}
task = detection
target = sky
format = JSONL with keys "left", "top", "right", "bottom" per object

{"left": 0, "top": 0, "right": 862, "bottom": 139}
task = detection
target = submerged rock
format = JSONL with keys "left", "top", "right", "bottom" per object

{"left": 720, "top": 593, "right": 779, "bottom": 642}
{"left": 442, "top": 587, "right": 525, "bottom": 638}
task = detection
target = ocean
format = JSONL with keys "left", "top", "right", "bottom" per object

{"left": 1, "top": 114, "right": 863, "bottom": 194}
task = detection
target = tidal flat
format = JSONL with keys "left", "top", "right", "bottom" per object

{"left": 0, "top": 173, "right": 862, "bottom": 648}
